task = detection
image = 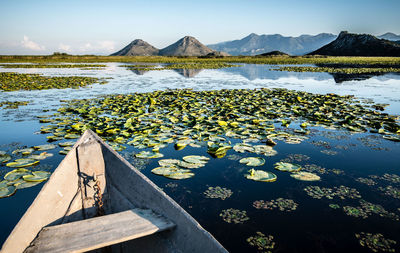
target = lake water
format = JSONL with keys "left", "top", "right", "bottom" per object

{"left": 0, "top": 63, "right": 399, "bottom": 252}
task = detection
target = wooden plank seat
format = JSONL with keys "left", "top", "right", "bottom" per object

{"left": 24, "top": 208, "right": 176, "bottom": 253}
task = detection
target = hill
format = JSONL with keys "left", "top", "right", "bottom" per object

{"left": 111, "top": 39, "right": 159, "bottom": 56}
{"left": 309, "top": 31, "right": 400, "bottom": 56}
{"left": 378, "top": 32, "right": 400, "bottom": 41}
{"left": 207, "top": 33, "right": 336, "bottom": 55}
{"left": 257, "top": 51, "right": 289, "bottom": 56}
{"left": 158, "top": 36, "right": 215, "bottom": 56}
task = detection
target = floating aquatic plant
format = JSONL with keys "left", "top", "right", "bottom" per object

{"left": 355, "top": 232, "right": 396, "bottom": 252}
{"left": 6, "top": 158, "right": 39, "bottom": 168}
{"left": 320, "top": 150, "right": 338, "bottom": 155}
{"left": 290, "top": 172, "right": 320, "bottom": 181}
{"left": 281, "top": 153, "right": 310, "bottom": 163}
{"left": 378, "top": 186, "right": 400, "bottom": 199}
{"left": 219, "top": 208, "right": 249, "bottom": 224}
{"left": 274, "top": 162, "right": 302, "bottom": 172}
{"left": 246, "top": 232, "right": 275, "bottom": 253}
{"left": 203, "top": 186, "right": 233, "bottom": 200}
{"left": 239, "top": 157, "right": 265, "bottom": 166}
{"left": 151, "top": 166, "right": 194, "bottom": 180}
{"left": 253, "top": 198, "right": 298, "bottom": 211}
{"left": 356, "top": 177, "right": 377, "bottom": 186}
{"left": 303, "top": 164, "right": 327, "bottom": 174}
{"left": 329, "top": 204, "right": 340, "bottom": 209}
{"left": 0, "top": 101, "right": 30, "bottom": 109}
{"left": 244, "top": 169, "right": 277, "bottom": 182}
{"left": 0, "top": 169, "right": 50, "bottom": 198}
{"left": 33, "top": 144, "right": 57, "bottom": 151}
{"left": 135, "top": 151, "right": 164, "bottom": 159}
{"left": 343, "top": 206, "right": 369, "bottom": 219}
{"left": 304, "top": 185, "right": 361, "bottom": 200}
{"left": 0, "top": 72, "right": 105, "bottom": 91}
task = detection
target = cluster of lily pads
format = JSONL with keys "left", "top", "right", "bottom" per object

{"left": 355, "top": 232, "right": 396, "bottom": 253}
{"left": 253, "top": 198, "right": 298, "bottom": 212}
{"left": 280, "top": 153, "right": 310, "bottom": 163}
{"left": 0, "top": 168, "right": 50, "bottom": 198}
{"left": 0, "top": 101, "right": 30, "bottom": 109}
{"left": 246, "top": 232, "right": 275, "bottom": 253}
{"left": 150, "top": 155, "right": 209, "bottom": 180}
{"left": 1, "top": 143, "right": 57, "bottom": 169}
{"left": 273, "top": 66, "right": 400, "bottom": 74}
{"left": 356, "top": 177, "right": 377, "bottom": 186}
{"left": 0, "top": 64, "right": 106, "bottom": 69}
{"left": 343, "top": 200, "right": 399, "bottom": 220}
{"left": 370, "top": 173, "right": 400, "bottom": 184}
{"left": 304, "top": 185, "right": 361, "bottom": 200}
{"left": 203, "top": 186, "right": 233, "bottom": 200}
{"left": 378, "top": 185, "right": 400, "bottom": 199}
{"left": 219, "top": 208, "right": 249, "bottom": 224}
{"left": 0, "top": 72, "right": 106, "bottom": 91}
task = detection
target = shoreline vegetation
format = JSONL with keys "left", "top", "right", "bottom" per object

{"left": 1, "top": 55, "right": 400, "bottom": 65}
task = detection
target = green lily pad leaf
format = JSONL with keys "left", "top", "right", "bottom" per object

{"left": 239, "top": 157, "right": 265, "bottom": 166}
{"left": 58, "top": 141, "right": 75, "bottom": 147}
{"left": 33, "top": 144, "right": 57, "bottom": 151}
{"left": 28, "top": 152, "right": 53, "bottom": 160}
{"left": 274, "top": 162, "right": 302, "bottom": 172}
{"left": 64, "top": 134, "right": 80, "bottom": 139}
{"left": 0, "top": 154, "right": 11, "bottom": 163}
{"left": 135, "top": 151, "right": 164, "bottom": 159}
{"left": 233, "top": 143, "right": 254, "bottom": 153}
{"left": 0, "top": 151, "right": 6, "bottom": 156}
{"left": 59, "top": 150, "right": 69, "bottom": 155}
{"left": 245, "top": 169, "right": 277, "bottom": 182}
{"left": 6, "top": 158, "right": 39, "bottom": 168}
{"left": 182, "top": 155, "right": 209, "bottom": 164}
{"left": 151, "top": 166, "right": 194, "bottom": 179}
{"left": 177, "top": 161, "right": 205, "bottom": 169}
{"left": 165, "top": 172, "right": 195, "bottom": 180}
{"left": 23, "top": 171, "right": 51, "bottom": 182}
{"left": 46, "top": 136, "right": 63, "bottom": 141}
{"left": 4, "top": 168, "right": 31, "bottom": 180}
{"left": 253, "top": 145, "right": 278, "bottom": 156}
{"left": 158, "top": 159, "right": 181, "bottom": 167}
{"left": 15, "top": 180, "right": 42, "bottom": 189}
{"left": 0, "top": 185, "right": 16, "bottom": 198}
{"left": 291, "top": 172, "right": 321, "bottom": 181}
{"left": 12, "top": 148, "right": 34, "bottom": 155}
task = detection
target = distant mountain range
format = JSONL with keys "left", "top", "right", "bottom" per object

{"left": 112, "top": 32, "right": 400, "bottom": 57}
{"left": 309, "top": 31, "right": 400, "bottom": 56}
{"left": 207, "top": 33, "right": 337, "bottom": 55}
{"left": 111, "top": 36, "right": 225, "bottom": 57}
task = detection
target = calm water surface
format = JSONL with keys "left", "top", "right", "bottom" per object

{"left": 0, "top": 63, "right": 399, "bottom": 252}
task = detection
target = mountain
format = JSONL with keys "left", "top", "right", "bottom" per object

{"left": 257, "top": 51, "right": 289, "bottom": 56}
{"left": 111, "top": 39, "right": 159, "bottom": 56}
{"left": 207, "top": 33, "right": 337, "bottom": 56}
{"left": 309, "top": 31, "right": 400, "bottom": 56}
{"left": 378, "top": 32, "right": 400, "bottom": 41}
{"left": 159, "top": 36, "right": 215, "bottom": 56}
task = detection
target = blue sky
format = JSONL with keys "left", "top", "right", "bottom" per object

{"left": 0, "top": 0, "right": 399, "bottom": 55}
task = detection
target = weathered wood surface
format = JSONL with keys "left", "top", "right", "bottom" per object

{"left": 25, "top": 209, "right": 176, "bottom": 253}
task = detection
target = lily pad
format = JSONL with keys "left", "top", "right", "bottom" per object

{"left": 6, "top": 159, "right": 39, "bottom": 168}
{"left": 0, "top": 185, "right": 16, "bottom": 198}
{"left": 0, "top": 154, "right": 11, "bottom": 163}
{"left": 245, "top": 169, "right": 277, "bottom": 182}
{"left": 182, "top": 155, "right": 209, "bottom": 164}
{"left": 12, "top": 148, "right": 34, "bottom": 155}
{"left": 135, "top": 151, "right": 164, "bottom": 159}
{"left": 28, "top": 152, "right": 53, "bottom": 160}
{"left": 23, "top": 171, "right": 51, "bottom": 182}
{"left": 151, "top": 166, "right": 194, "bottom": 180}
{"left": 158, "top": 159, "right": 181, "bottom": 167}
{"left": 4, "top": 168, "right": 31, "bottom": 180}
{"left": 274, "top": 162, "right": 302, "bottom": 172}
{"left": 14, "top": 180, "right": 43, "bottom": 189}
{"left": 291, "top": 172, "right": 321, "bottom": 181}
{"left": 239, "top": 157, "right": 265, "bottom": 166}
{"left": 33, "top": 144, "right": 57, "bottom": 151}
{"left": 58, "top": 141, "right": 75, "bottom": 147}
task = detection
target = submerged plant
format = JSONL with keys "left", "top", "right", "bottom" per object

{"left": 203, "top": 186, "right": 233, "bottom": 200}
{"left": 355, "top": 232, "right": 396, "bottom": 252}
{"left": 253, "top": 198, "right": 298, "bottom": 212}
{"left": 246, "top": 232, "right": 275, "bottom": 253}
{"left": 219, "top": 208, "right": 249, "bottom": 224}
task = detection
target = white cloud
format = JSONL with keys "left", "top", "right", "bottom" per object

{"left": 58, "top": 43, "right": 72, "bottom": 52}
{"left": 79, "top": 41, "right": 115, "bottom": 53}
{"left": 21, "top": 36, "right": 45, "bottom": 51}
